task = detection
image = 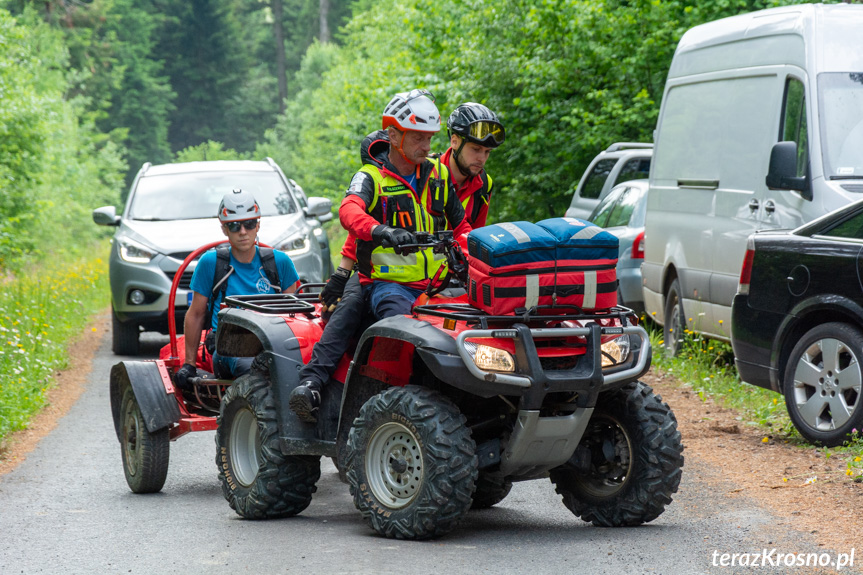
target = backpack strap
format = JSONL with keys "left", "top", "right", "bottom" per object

{"left": 205, "top": 246, "right": 233, "bottom": 332}
{"left": 258, "top": 247, "right": 281, "bottom": 291}
{"left": 471, "top": 172, "right": 491, "bottom": 224}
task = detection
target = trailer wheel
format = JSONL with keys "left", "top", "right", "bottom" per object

{"left": 550, "top": 381, "right": 683, "bottom": 526}
{"left": 217, "top": 372, "right": 320, "bottom": 519}
{"left": 346, "top": 385, "right": 477, "bottom": 539}
{"left": 120, "top": 384, "right": 169, "bottom": 493}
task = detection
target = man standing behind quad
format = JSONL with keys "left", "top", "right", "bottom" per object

{"left": 289, "top": 96, "right": 505, "bottom": 422}
{"left": 175, "top": 189, "right": 299, "bottom": 389}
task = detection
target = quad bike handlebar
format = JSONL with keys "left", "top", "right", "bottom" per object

{"left": 393, "top": 231, "right": 469, "bottom": 297}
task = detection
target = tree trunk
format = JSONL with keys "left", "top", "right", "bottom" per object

{"left": 319, "top": 0, "right": 330, "bottom": 43}
{"left": 271, "top": 0, "right": 287, "bottom": 114}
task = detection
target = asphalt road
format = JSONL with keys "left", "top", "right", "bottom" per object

{"left": 0, "top": 332, "right": 856, "bottom": 575}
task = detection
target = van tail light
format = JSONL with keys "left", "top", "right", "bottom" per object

{"left": 632, "top": 231, "right": 645, "bottom": 259}
{"left": 738, "top": 238, "right": 755, "bottom": 295}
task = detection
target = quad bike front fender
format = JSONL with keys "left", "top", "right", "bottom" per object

{"left": 215, "top": 308, "right": 337, "bottom": 455}
{"left": 109, "top": 361, "right": 181, "bottom": 439}
{"left": 345, "top": 315, "right": 528, "bottom": 398}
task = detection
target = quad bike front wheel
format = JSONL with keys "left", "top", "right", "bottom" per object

{"left": 345, "top": 385, "right": 478, "bottom": 540}
{"left": 119, "top": 384, "right": 169, "bottom": 493}
{"left": 550, "top": 381, "right": 684, "bottom": 527}
{"left": 216, "top": 372, "right": 321, "bottom": 519}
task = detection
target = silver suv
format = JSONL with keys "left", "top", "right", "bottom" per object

{"left": 93, "top": 159, "right": 332, "bottom": 355}
{"left": 565, "top": 143, "right": 652, "bottom": 220}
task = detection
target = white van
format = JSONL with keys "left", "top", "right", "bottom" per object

{"left": 642, "top": 3, "right": 863, "bottom": 352}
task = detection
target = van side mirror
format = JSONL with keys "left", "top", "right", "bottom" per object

{"left": 92, "top": 205, "right": 121, "bottom": 226}
{"left": 766, "top": 141, "right": 810, "bottom": 199}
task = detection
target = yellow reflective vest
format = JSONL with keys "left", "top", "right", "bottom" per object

{"left": 355, "top": 159, "right": 453, "bottom": 284}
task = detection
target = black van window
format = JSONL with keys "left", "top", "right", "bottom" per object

{"left": 616, "top": 158, "right": 651, "bottom": 185}
{"left": 781, "top": 78, "right": 809, "bottom": 178}
{"left": 580, "top": 159, "right": 617, "bottom": 199}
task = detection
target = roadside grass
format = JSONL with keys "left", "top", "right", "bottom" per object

{"left": 0, "top": 250, "right": 108, "bottom": 446}
{"left": 645, "top": 319, "right": 863, "bottom": 484}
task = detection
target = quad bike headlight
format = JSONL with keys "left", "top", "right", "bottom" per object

{"left": 465, "top": 341, "right": 515, "bottom": 373}
{"left": 601, "top": 335, "right": 631, "bottom": 367}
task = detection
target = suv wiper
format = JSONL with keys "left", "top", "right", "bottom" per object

{"left": 828, "top": 175, "right": 863, "bottom": 180}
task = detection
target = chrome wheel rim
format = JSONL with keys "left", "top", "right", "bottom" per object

{"left": 366, "top": 422, "right": 423, "bottom": 509}
{"left": 792, "top": 337, "right": 862, "bottom": 431}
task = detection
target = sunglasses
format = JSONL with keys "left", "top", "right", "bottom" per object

{"left": 224, "top": 219, "right": 259, "bottom": 232}
{"left": 468, "top": 121, "right": 505, "bottom": 145}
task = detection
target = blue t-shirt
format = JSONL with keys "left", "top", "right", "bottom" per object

{"left": 190, "top": 246, "right": 299, "bottom": 331}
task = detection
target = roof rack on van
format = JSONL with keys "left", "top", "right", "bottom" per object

{"left": 605, "top": 142, "right": 654, "bottom": 152}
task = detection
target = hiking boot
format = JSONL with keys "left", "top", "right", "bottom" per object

{"left": 289, "top": 380, "right": 322, "bottom": 423}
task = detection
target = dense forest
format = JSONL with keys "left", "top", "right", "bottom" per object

{"left": 0, "top": 0, "right": 820, "bottom": 268}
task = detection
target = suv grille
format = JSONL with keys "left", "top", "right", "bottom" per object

{"left": 166, "top": 270, "right": 194, "bottom": 289}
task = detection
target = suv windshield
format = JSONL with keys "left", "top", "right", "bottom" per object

{"left": 128, "top": 171, "right": 298, "bottom": 221}
{"left": 819, "top": 72, "right": 863, "bottom": 179}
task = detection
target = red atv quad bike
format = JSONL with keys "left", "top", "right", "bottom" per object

{"left": 110, "top": 231, "right": 684, "bottom": 540}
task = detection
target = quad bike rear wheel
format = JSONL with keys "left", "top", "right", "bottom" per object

{"left": 470, "top": 472, "right": 512, "bottom": 509}
{"left": 120, "top": 384, "right": 169, "bottom": 493}
{"left": 216, "top": 371, "right": 321, "bottom": 519}
{"left": 345, "top": 385, "right": 477, "bottom": 539}
{"left": 550, "top": 381, "right": 684, "bottom": 527}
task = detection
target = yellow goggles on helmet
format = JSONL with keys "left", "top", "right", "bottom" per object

{"left": 468, "top": 121, "right": 505, "bottom": 145}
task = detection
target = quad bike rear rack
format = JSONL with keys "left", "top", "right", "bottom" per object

{"left": 412, "top": 303, "right": 637, "bottom": 329}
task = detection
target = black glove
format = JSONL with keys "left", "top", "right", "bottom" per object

{"left": 372, "top": 225, "right": 416, "bottom": 249}
{"left": 174, "top": 363, "right": 197, "bottom": 391}
{"left": 320, "top": 267, "right": 351, "bottom": 309}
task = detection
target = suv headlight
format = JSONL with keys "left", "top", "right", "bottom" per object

{"left": 278, "top": 233, "right": 311, "bottom": 256}
{"left": 118, "top": 237, "right": 157, "bottom": 264}
{"left": 465, "top": 341, "right": 515, "bottom": 373}
{"left": 601, "top": 335, "right": 631, "bottom": 367}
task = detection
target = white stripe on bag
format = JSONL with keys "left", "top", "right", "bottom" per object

{"left": 526, "top": 275, "right": 540, "bottom": 308}
{"left": 583, "top": 270, "right": 597, "bottom": 309}
{"left": 499, "top": 222, "right": 531, "bottom": 244}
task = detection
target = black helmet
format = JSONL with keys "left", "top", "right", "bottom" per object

{"left": 447, "top": 103, "right": 505, "bottom": 148}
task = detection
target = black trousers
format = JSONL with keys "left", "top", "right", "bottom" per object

{"left": 298, "top": 273, "right": 366, "bottom": 386}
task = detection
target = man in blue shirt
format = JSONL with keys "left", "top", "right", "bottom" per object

{"left": 174, "top": 189, "right": 299, "bottom": 388}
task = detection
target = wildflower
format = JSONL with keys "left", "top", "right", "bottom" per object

{"left": 773, "top": 398, "right": 778, "bottom": 405}
{"left": 718, "top": 320, "right": 723, "bottom": 325}
{"left": 855, "top": 457, "right": 861, "bottom": 463}
{"left": 762, "top": 437, "right": 769, "bottom": 443}
{"left": 847, "top": 469, "right": 853, "bottom": 476}
{"left": 804, "top": 476, "right": 817, "bottom": 485}
{"left": 782, "top": 477, "right": 788, "bottom": 482}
